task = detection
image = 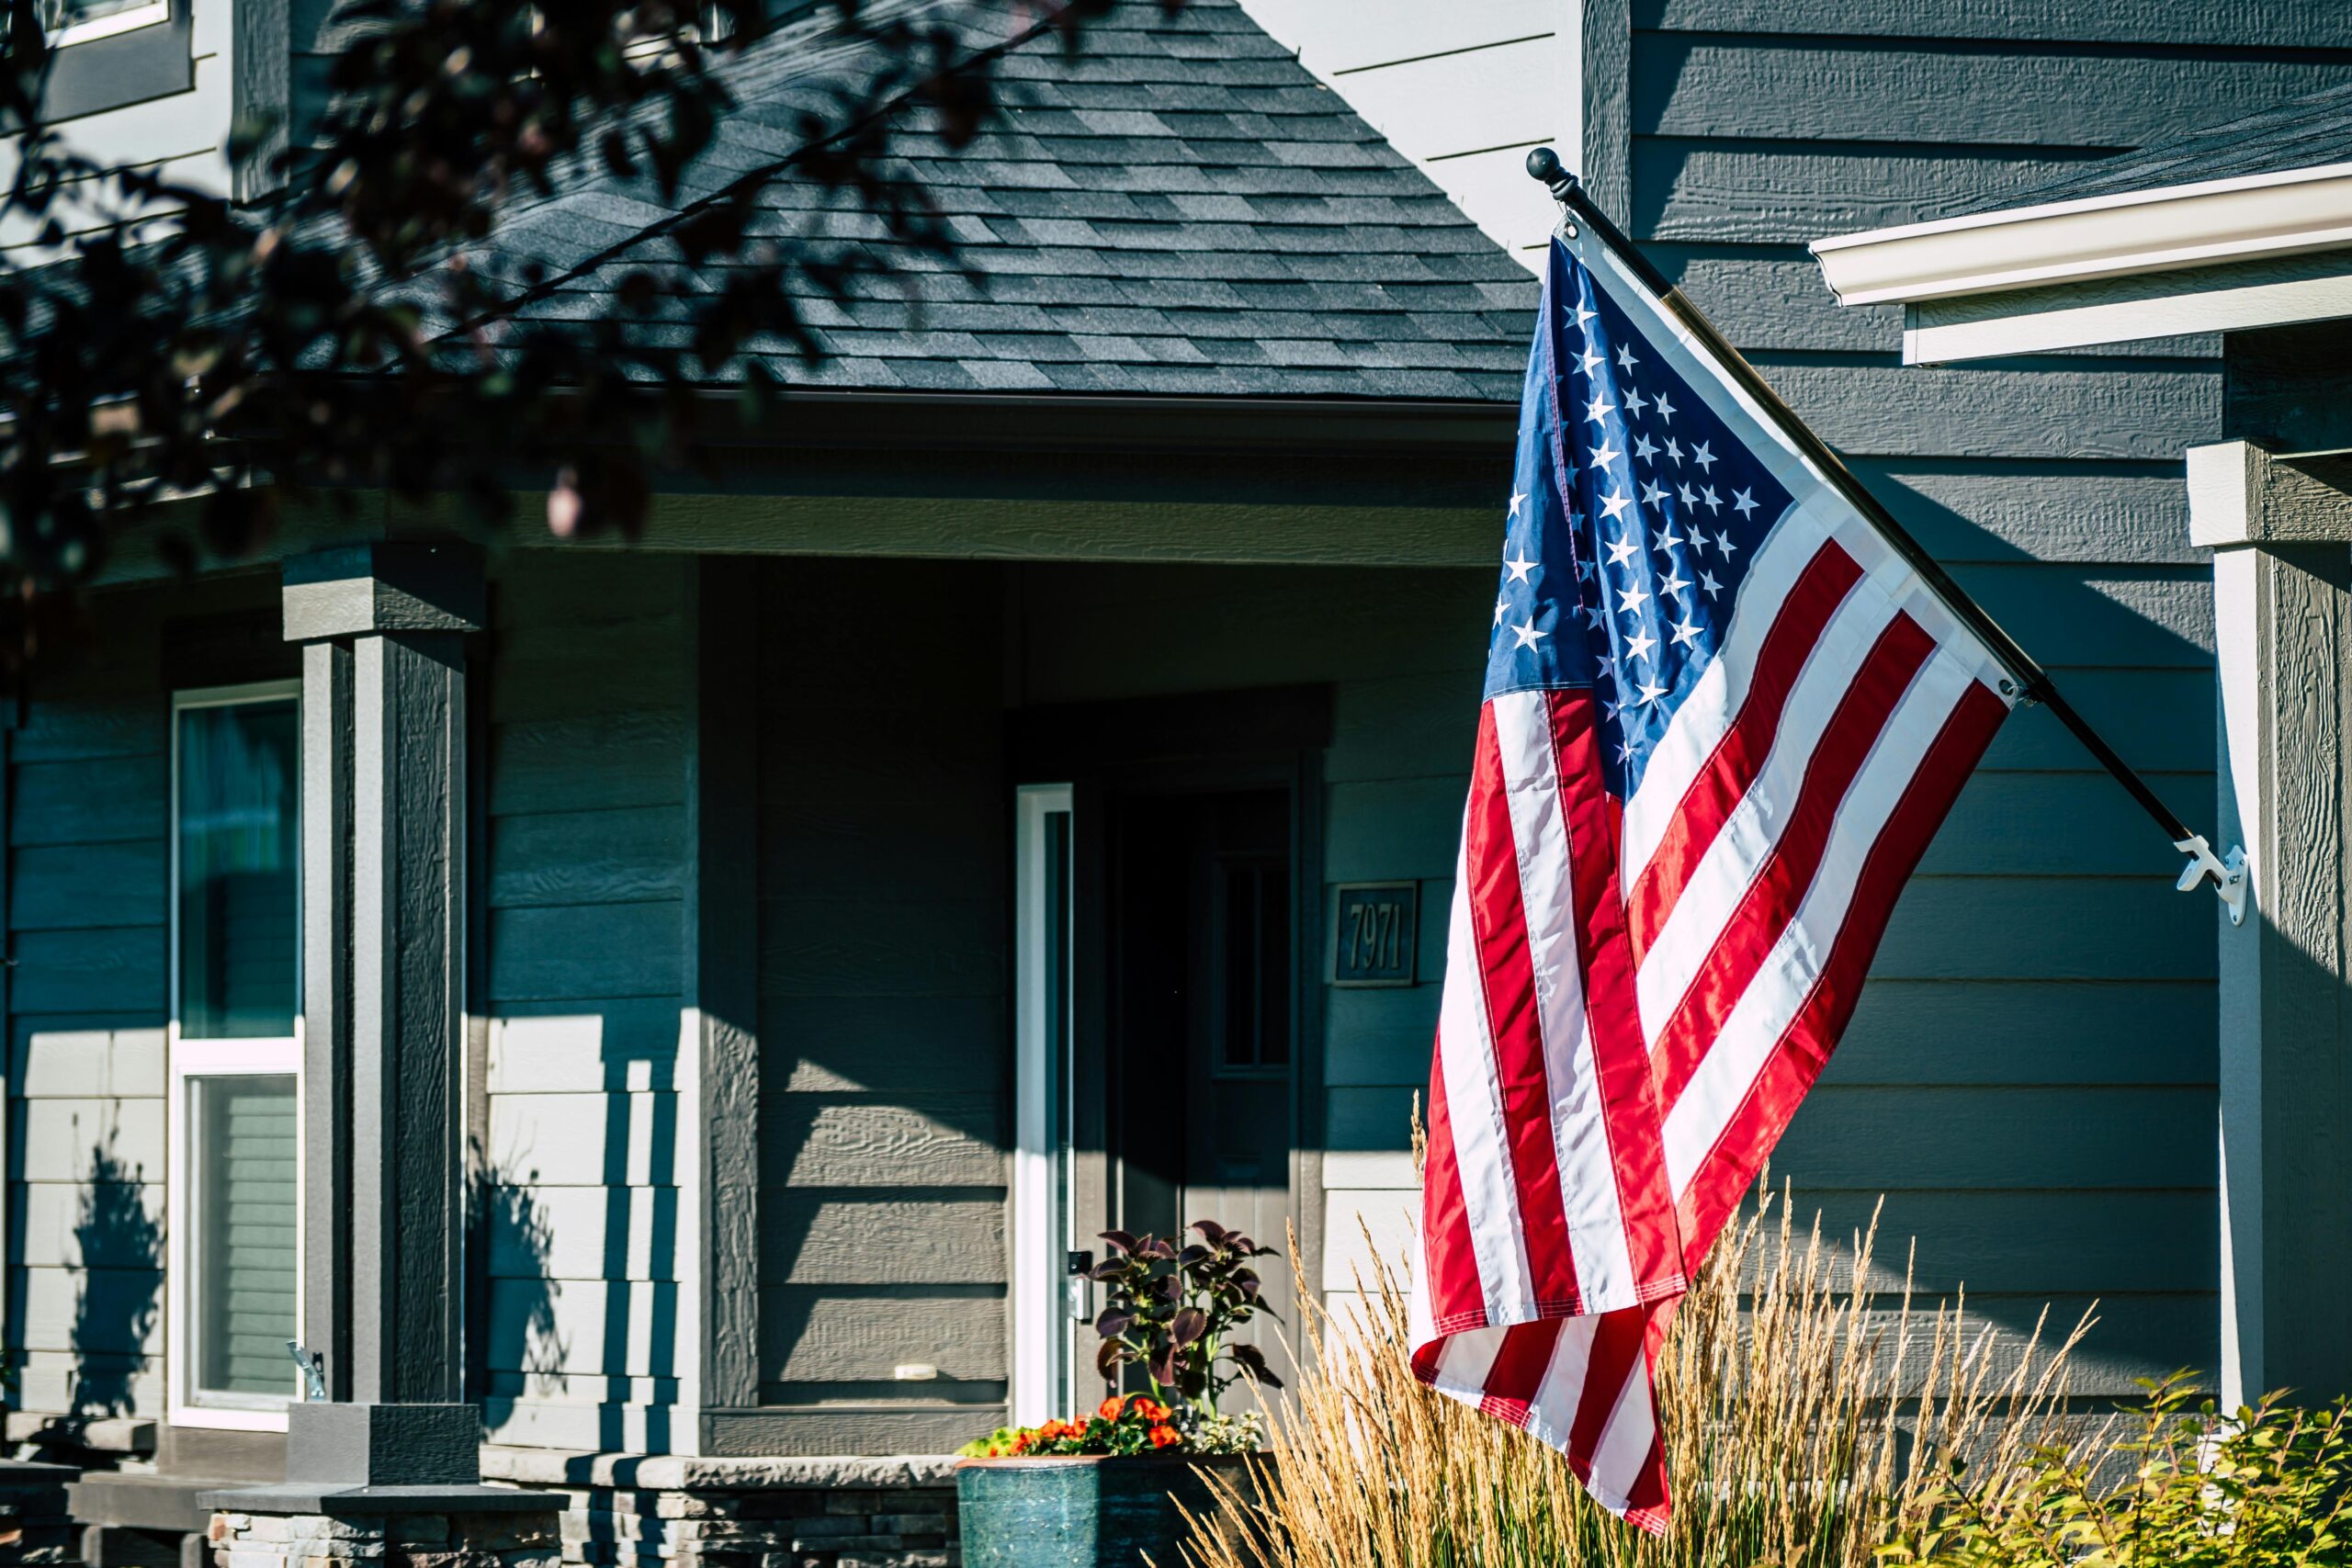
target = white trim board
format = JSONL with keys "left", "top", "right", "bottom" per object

{"left": 1899, "top": 249, "right": 2352, "bottom": 364}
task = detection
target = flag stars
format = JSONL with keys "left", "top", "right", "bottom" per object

{"left": 1623, "top": 385, "right": 1649, "bottom": 419}
{"left": 1676, "top": 481, "right": 1697, "bottom": 507}
{"left": 1624, "top": 626, "right": 1657, "bottom": 663}
{"left": 1691, "top": 441, "right": 1716, "bottom": 473}
{"left": 1651, "top": 522, "right": 1680, "bottom": 552}
{"left": 1671, "top": 618, "right": 1702, "bottom": 649}
{"left": 1615, "top": 343, "right": 1640, "bottom": 373}
{"left": 1702, "top": 486, "right": 1722, "bottom": 514}
{"left": 1641, "top": 479, "right": 1669, "bottom": 508}
{"left": 1715, "top": 530, "right": 1738, "bottom": 560}
{"left": 1635, "top": 678, "right": 1668, "bottom": 705}
{"left": 1504, "top": 549, "right": 1538, "bottom": 583}
{"left": 1508, "top": 489, "right": 1528, "bottom": 520}
{"left": 1578, "top": 343, "right": 1605, "bottom": 378}
{"left": 1605, "top": 533, "right": 1639, "bottom": 567}
{"left": 1494, "top": 595, "right": 1509, "bottom": 626}
{"left": 1585, "top": 391, "right": 1615, "bottom": 424}
{"left": 1633, "top": 432, "right": 1657, "bottom": 465}
{"left": 1666, "top": 437, "right": 1683, "bottom": 466}
{"left": 1588, "top": 436, "right": 1622, "bottom": 471}
{"left": 1510, "top": 620, "right": 1548, "bottom": 650}
{"left": 1700, "top": 569, "right": 1723, "bottom": 600}
{"left": 1652, "top": 391, "right": 1676, "bottom": 423}
{"left": 1616, "top": 582, "right": 1651, "bottom": 615}
{"left": 1660, "top": 570, "right": 1691, "bottom": 605}
{"left": 1732, "top": 488, "right": 1759, "bottom": 520}
{"left": 1600, "top": 490, "right": 1635, "bottom": 524}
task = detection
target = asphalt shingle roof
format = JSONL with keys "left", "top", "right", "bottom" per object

{"left": 462, "top": 0, "right": 1538, "bottom": 400}
{"left": 1995, "top": 80, "right": 2352, "bottom": 210}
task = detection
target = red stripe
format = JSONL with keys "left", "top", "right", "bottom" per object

{"left": 1464, "top": 705, "right": 1584, "bottom": 1314}
{"left": 1476, "top": 1320, "right": 1563, "bottom": 1427}
{"left": 1546, "top": 690, "right": 1687, "bottom": 1302}
{"left": 1649, "top": 614, "right": 1937, "bottom": 1116}
{"left": 1677, "top": 679, "right": 2007, "bottom": 1256}
{"left": 1417, "top": 1032, "right": 1490, "bottom": 1349}
{"left": 1616, "top": 1303, "right": 1678, "bottom": 1533}
{"left": 1624, "top": 542, "right": 1864, "bottom": 960}
{"left": 1564, "top": 1305, "right": 1649, "bottom": 1468}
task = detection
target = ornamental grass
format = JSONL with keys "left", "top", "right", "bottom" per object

{"left": 1182, "top": 1180, "right": 2090, "bottom": 1568}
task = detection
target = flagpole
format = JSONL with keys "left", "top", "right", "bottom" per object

{"left": 1521, "top": 148, "right": 2245, "bottom": 914}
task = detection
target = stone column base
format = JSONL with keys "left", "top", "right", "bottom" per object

{"left": 200, "top": 1487, "right": 561, "bottom": 1568}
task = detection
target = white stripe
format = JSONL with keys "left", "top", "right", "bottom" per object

{"left": 1432, "top": 1324, "right": 1506, "bottom": 1402}
{"left": 1491, "top": 689, "right": 1637, "bottom": 1312}
{"left": 1663, "top": 649, "right": 1978, "bottom": 1198}
{"left": 1585, "top": 1348, "right": 1660, "bottom": 1513}
{"left": 1435, "top": 805, "right": 1538, "bottom": 1325}
{"left": 1619, "top": 497, "right": 1828, "bottom": 882}
{"left": 1522, "top": 1314, "right": 1602, "bottom": 1451}
{"left": 1632, "top": 576, "right": 1905, "bottom": 1040}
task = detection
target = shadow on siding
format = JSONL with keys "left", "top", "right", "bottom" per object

{"left": 70, "top": 1133, "right": 161, "bottom": 1417}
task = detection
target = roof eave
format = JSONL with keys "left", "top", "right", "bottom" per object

{"left": 1810, "top": 158, "right": 2352, "bottom": 309}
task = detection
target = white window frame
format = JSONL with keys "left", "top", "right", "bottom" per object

{"left": 49, "top": 0, "right": 168, "bottom": 47}
{"left": 166, "top": 680, "right": 303, "bottom": 1432}
{"left": 1011, "top": 784, "right": 1074, "bottom": 1427}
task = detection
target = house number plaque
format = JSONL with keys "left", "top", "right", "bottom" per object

{"left": 1330, "top": 881, "right": 1419, "bottom": 987}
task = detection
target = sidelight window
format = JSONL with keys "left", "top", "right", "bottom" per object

{"left": 169, "top": 683, "right": 302, "bottom": 1427}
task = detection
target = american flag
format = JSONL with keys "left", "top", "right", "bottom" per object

{"left": 1408, "top": 227, "right": 2017, "bottom": 1529}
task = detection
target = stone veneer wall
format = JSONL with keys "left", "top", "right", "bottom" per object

{"left": 481, "top": 1451, "right": 958, "bottom": 1568}
{"left": 0, "top": 1461, "right": 76, "bottom": 1567}
{"left": 206, "top": 1509, "right": 560, "bottom": 1568}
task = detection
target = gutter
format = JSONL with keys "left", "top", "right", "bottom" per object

{"left": 1809, "top": 157, "right": 2352, "bottom": 308}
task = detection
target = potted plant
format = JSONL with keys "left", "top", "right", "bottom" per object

{"left": 957, "top": 1221, "right": 1281, "bottom": 1568}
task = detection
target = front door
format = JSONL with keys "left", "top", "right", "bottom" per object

{"left": 1010, "top": 773, "right": 1303, "bottom": 1427}
{"left": 1106, "top": 786, "right": 1297, "bottom": 1407}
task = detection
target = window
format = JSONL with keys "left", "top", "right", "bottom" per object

{"left": 168, "top": 682, "right": 302, "bottom": 1427}
{"left": 41, "top": 0, "right": 168, "bottom": 48}
{"left": 23, "top": 0, "right": 191, "bottom": 126}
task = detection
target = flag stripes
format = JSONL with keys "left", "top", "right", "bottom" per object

{"left": 1411, "top": 226, "right": 2016, "bottom": 1531}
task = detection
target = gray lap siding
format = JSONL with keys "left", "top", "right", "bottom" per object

{"left": 1572, "top": 0, "right": 2344, "bottom": 1387}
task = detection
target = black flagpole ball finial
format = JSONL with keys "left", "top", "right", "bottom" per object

{"left": 1525, "top": 146, "right": 1577, "bottom": 202}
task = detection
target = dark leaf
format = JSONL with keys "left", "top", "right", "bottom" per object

{"left": 1096, "top": 1339, "right": 1124, "bottom": 1380}
{"left": 1099, "top": 1230, "right": 1137, "bottom": 1257}
{"left": 1094, "top": 1307, "right": 1135, "bottom": 1339}
{"left": 1170, "top": 1307, "right": 1208, "bottom": 1348}
{"left": 1191, "top": 1218, "right": 1228, "bottom": 1246}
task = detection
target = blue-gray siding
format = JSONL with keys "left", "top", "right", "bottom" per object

{"left": 1565, "top": 0, "right": 2352, "bottom": 1386}
{"left": 481, "top": 554, "right": 695, "bottom": 1451}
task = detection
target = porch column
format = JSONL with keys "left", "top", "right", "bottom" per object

{"left": 2189, "top": 441, "right": 2352, "bottom": 1409}
{"left": 279, "top": 539, "right": 485, "bottom": 1481}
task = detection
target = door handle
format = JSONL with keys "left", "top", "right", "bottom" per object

{"left": 1066, "top": 1249, "right": 1093, "bottom": 1321}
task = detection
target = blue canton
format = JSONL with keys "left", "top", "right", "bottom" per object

{"left": 1485, "top": 236, "right": 1795, "bottom": 797}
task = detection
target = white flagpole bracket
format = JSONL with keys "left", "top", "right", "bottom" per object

{"left": 2176, "top": 835, "right": 2249, "bottom": 926}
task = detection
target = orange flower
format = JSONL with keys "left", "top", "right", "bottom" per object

{"left": 1148, "top": 1424, "right": 1180, "bottom": 1450}
{"left": 1130, "top": 1396, "right": 1170, "bottom": 1423}
{"left": 1098, "top": 1396, "right": 1125, "bottom": 1420}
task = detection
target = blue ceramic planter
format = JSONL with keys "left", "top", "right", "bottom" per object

{"left": 956, "top": 1452, "right": 1265, "bottom": 1568}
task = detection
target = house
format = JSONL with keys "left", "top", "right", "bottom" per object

{"left": 7, "top": 1, "right": 2352, "bottom": 1565}
{"left": 1811, "top": 77, "right": 2352, "bottom": 1418}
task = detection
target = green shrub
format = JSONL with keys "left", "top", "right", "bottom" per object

{"left": 1883, "top": 1374, "right": 2352, "bottom": 1568}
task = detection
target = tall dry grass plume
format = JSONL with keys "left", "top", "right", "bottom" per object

{"left": 1185, "top": 1170, "right": 2091, "bottom": 1568}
